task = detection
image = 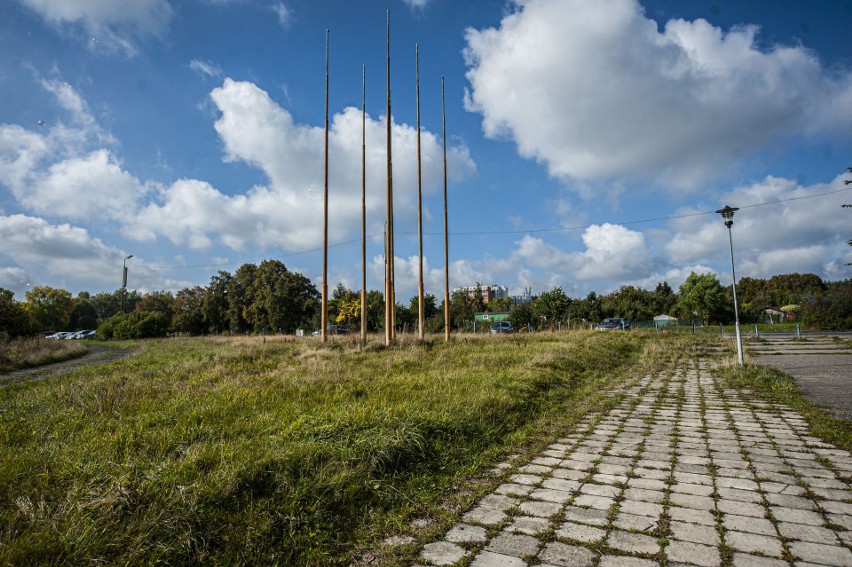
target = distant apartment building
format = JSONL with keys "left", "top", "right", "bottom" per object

{"left": 454, "top": 284, "right": 509, "bottom": 304}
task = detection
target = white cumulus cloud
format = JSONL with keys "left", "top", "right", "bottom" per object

{"left": 17, "top": 0, "right": 173, "bottom": 55}
{"left": 463, "top": 0, "right": 852, "bottom": 190}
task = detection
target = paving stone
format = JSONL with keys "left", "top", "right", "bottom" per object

{"left": 669, "top": 506, "right": 716, "bottom": 526}
{"left": 538, "top": 542, "right": 597, "bottom": 567}
{"left": 607, "top": 529, "right": 660, "bottom": 554}
{"left": 764, "top": 493, "right": 817, "bottom": 510}
{"left": 810, "top": 487, "right": 850, "bottom": 500}
{"left": 518, "top": 500, "right": 562, "bottom": 518}
{"left": 674, "top": 472, "right": 714, "bottom": 486}
{"left": 670, "top": 492, "right": 715, "bottom": 510}
{"left": 598, "top": 555, "right": 658, "bottom": 567}
{"left": 593, "top": 472, "right": 629, "bottom": 484}
{"left": 550, "top": 468, "right": 587, "bottom": 481}
{"left": 554, "top": 521, "right": 606, "bottom": 543}
{"left": 717, "top": 487, "right": 764, "bottom": 503}
{"left": 827, "top": 513, "right": 852, "bottom": 530}
{"left": 470, "top": 551, "right": 528, "bottom": 567}
{"left": 716, "top": 477, "right": 760, "bottom": 491}
{"left": 421, "top": 541, "right": 469, "bottom": 565}
{"left": 598, "top": 463, "right": 631, "bottom": 476}
{"left": 769, "top": 506, "right": 824, "bottom": 525}
{"left": 666, "top": 540, "right": 721, "bottom": 567}
{"left": 518, "top": 464, "right": 553, "bottom": 475}
{"left": 776, "top": 521, "right": 839, "bottom": 545}
{"left": 725, "top": 530, "right": 784, "bottom": 557}
{"left": 789, "top": 540, "right": 852, "bottom": 566}
{"left": 627, "top": 477, "right": 667, "bottom": 491}
{"left": 731, "top": 552, "right": 790, "bottom": 567}
{"left": 717, "top": 499, "right": 765, "bottom": 517}
{"left": 619, "top": 499, "right": 663, "bottom": 518}
{"left": 542, "top": 478, "right": 581, "bottom": 493}
{"left": 510, "top": 474, "right": 542, "bottom": 486}
{"left": 580, "top": 482, "right": 621, "bottom": 497}
{"left": 464, "top": 506, "right": 508, "bottom": 526}
{"left": 487, "top": 532, "right": 541, "bottom": 558}
{"left": 573, "top": 493, "right": 615, "bottom": 510}
{"left": 612, "top": 511, "right": 657, "bottom": 532}
{"left": 671, "top": 482, "right": 714, "bottom": 496}
{"left": 495, "top": 483, "right": 535, "bottom": 497}
{"left": 634, "top": 466, "right": 671, "bottom": 479}
{"left": 530, "top": 488, "right": 573, "bottom": 504}
{"left": 819, "top": 500, "right": 852, "bottom": 515}
{"left": 481, "top": 494, "right": 520, "bottom": 511}
{"left": 562, "top": 506, "right": 609, "bottom": 526}
{"left": 624, "top": 487, "right": 666, "bottom": 503}
{"left": 723, "top": 514, "right": 777, "bottom": 536}
{"left": 446, "top": 523, "right": 488, "bottom": 543}
{"left": 533, "top": 457, "right": 563, "bottom": 467}
{"left": 670, "top": 520, "right": 720, "bottom": 545}
{"left": 507, "top": 515, "right": 551, "bottom": 536}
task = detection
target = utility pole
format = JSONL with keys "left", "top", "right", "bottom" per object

{"left": 361, "top": 64, "right": 367, "bottom": 343}
{"left": 441, "top": 77, "right": 450, "bottom": 342}
{"left": 385, "top": 10, "right": 395, "bottom": 345}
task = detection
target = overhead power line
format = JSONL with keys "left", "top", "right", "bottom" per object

{"left": 144, "top": 185, "right": 851, "bottom": 271}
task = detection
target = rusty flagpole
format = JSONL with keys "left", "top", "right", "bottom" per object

{"left": 416, "top": 44, "right": 425, "bottom": 340}
{"left": 385, "top": 11, "right": 395, "bottom": 345}
{"left": 321, "top": 29, "right": 330, "bottom": 343}
{"left": 442, "top": 76, "right": 450, "bottom": 342}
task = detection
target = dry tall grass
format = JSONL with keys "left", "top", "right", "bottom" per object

{"left": 0, "top": 334, "right": 86, "bottom": 372}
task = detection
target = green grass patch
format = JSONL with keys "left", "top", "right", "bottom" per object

{"left": 716, "top": 363, "right": 851, "bottom": 452}
{"left": 0, "top": 335, "right": 87, "bottom": 372}
{"left": 0, "top": 332, "right": 709, "bottom": 565}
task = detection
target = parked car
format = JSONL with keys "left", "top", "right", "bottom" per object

{"left": 46, "top": 331, "right": 72, "bottom": 340}
{"left": 77, "top": 330, "right": 97, "bottom": 339}
{"left": 490, "top": 321, "right": 514, "bottom": 334}
{"left": 596, "top": 318, "right": 629, "bottom": 331}
{"left": 312, "top": 325, "right": 349, "bottom": 336}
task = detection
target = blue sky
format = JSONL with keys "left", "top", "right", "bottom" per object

{"left": 1, "top": 0, "right": 851, "bottom": 303}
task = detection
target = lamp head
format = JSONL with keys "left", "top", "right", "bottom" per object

{"left": 715, "top": 205, "right": 738, "bottom": 228}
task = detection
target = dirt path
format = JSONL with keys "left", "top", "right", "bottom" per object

{"left": 0, "top": 344, "right": 136, "bottom": 385}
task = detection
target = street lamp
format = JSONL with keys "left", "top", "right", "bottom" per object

{"left": 122, "top": 255, "right": 133, "bottom": 313}
{"left": 715, "top": 206, "right": 744, "bottom": 367}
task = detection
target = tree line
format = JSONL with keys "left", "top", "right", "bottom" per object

{"left": 1, "top": 268, "right": 850, "bottom": 339}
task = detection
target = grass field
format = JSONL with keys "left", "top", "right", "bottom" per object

{"left": 0, "top": 335, "right": 86, "bottom": 372}
{"left": 0, "top": 331, "right": 809, "bottom": 565}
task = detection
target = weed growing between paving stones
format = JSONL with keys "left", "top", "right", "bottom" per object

{"left": 716, "top": 363, "right": 851, "bottom": 451}
{"left": 1, "top": 331, "right": 670, "bottom": 566}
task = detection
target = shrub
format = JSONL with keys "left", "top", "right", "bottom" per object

{"left": 98, "top": 311, "right": 170, "bottom": 340}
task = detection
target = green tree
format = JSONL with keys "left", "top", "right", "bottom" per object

{"left": 653, "top": 281, "right": 677, "bottom": 316}
{"left": 532, "top": 287, "right": 571, "bottom": 328}
{"left": 509, "top": 302, "right": 534, "bottom": 331}
{"left": 488, "top": 296, "right": 513, "bottom": 312}
{"left": 334, "top": 287, "right": 361, "bottom": 328}
{"left": 364, "top": 290, "right": 385, "bottom": 332}
{"left": 68, "top": 296, "right": 99, "bottom": 330}
{"left": 449, "top": 288, "right": 474, "bottom": 331}
{"left": 0, "top": 288, "right": 33, "bottom": 338}
{"left": 228, "top": 263, "right": 258, "bottom": 333}
{"left": 245, "top": 260, "right": 319, "bottom": 334}
{"left": 135, "top": 290, "right": 175, "bottom": 318}
{"left": 572, "top": 291, "right": 602, "bottom": 324}
{"left": 601, "top": 285, "right": 656, "bottom": 322}
{"left": 172, "top": 286, "right": 207, "bottom": 335}
{"left": 675, "top": 272, "right": 729, "bottom": 325}
{"left": 23, "top": 286, "right": 75, "bottom": 331}
{"left": 202, "top": 271, "right": 232, "bottom": 334}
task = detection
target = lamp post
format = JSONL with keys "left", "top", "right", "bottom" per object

{"left": 715, "top": 206, "right": 744, "bottom": 367}
{"left": 122, "top": 255, "right": 133, "bottom": 313}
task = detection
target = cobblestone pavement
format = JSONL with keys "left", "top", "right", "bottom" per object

{"left": 417, "top": 359, "right": 852, "bottom": 567}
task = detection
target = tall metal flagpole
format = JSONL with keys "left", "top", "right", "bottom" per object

{"left": 416, "top": 44, "right": 425, "bottom": 340}
{"left": 361, "top": 64, "right": 367, "bottom": 343}
{"left": 321, "top": 29, "right": 330, "bottom": 343}
{"left": 441, "top": 77, "right": 450, "bottom": 342}
{"left": 385, "top": 10, "right": 395, "bottom": 345}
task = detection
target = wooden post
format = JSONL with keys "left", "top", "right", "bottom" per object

{"left": 442, "top": 76, "right": 450, "bottom": 342}
{"left": 416, "top": 44, "right": 425, "bottom": 340}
